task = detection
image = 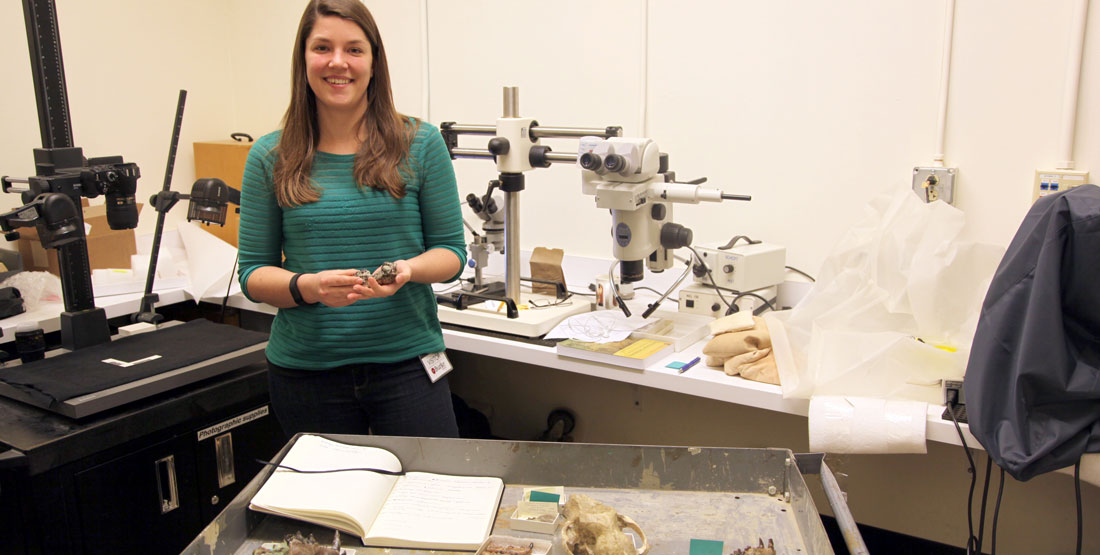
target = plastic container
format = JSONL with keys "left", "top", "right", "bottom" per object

{"left": 630, "top": 310, "right": 713, "bottom": 351}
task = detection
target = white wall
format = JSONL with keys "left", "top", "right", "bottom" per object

{"left": 4, "top": 1, "right": 1098, "bottom": 263}
{"left": 0, "top": 0, "right": 245, "bottom": 237}
{"left": 2, "top": 0, "right": 1097, "bottom": 551}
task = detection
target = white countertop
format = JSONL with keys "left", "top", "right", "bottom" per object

{"left": 3, "top": 252, "right": 978, "bottom": 451}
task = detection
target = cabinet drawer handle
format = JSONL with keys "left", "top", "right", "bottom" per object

{"left": 215, "top": 432, "right": 237, "bottom": 488}
{"left": 155, "top": 455, "right": 180, "bottom": 514}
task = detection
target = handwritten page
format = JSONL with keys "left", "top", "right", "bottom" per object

{"left": 366, "top": 471, "right": 504, "bottom": 548}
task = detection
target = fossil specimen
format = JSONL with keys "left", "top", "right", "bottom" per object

{"left": 357, "top": 261, "right": 398, "bottom": 285}
{"left": 252, "top": 531, "right": 342, "bottom": 555}
{"left": 730, "top": 538, "right": 775, "bottom": 555}
{"left": 560, "top": 494, "right": 648, "bottom": 555}
{"left": 482, "top": 540, "right": 535, "bottom": 554}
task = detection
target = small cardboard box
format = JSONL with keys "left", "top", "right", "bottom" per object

{"left": 509, "top": 502, "right": 562, "bottom": 534}
{"left": 194, "top": 139, "right": 252, "bottom": 247}
{"left": 13, "top": 203, "right": 140, "bottom": 277}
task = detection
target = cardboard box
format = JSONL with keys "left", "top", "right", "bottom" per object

{"left": 193, "top": 139, "right": 253, "bottom": 247}
{"left": 13, "top": 203, "right": 139, "bottom": 277}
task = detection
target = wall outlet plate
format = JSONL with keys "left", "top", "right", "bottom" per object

{"left": 912, "top": 167, "right": 957, "bottom": 204}
{"left": 943, "top": 379, "right": 965, "bottom": 406}
{"left": 1034, "top": 169, "right": 1089, "bottom": 202}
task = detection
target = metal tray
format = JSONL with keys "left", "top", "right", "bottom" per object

{"left": 183, "top": 435, "right": 864, "bottom": 554}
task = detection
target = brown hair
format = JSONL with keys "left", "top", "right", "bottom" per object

{"left": 274, "top": 0, "right": 417, "bottom": 206}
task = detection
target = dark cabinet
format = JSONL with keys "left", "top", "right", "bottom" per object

{"left": 74, "top": 435, "right": 201, "bottom": 553}
{"left": 196, "top": 407, "right": 283, "bottom": 524}
{"left": 0, "top": 363, "right": 285, "bottom": 554}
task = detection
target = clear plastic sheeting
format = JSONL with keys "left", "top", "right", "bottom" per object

{"left": 765, "top": 189, "right": 1004, "bottom": 403}
{"left": 0, "top": 270, "right": 62, "bottom": 312}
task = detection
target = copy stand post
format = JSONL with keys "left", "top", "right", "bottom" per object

{"left": 0, "top": 0, "right": 142, "bottom": 350}
{"left": 131, "top": 91, "right": 242, "bottom": 324}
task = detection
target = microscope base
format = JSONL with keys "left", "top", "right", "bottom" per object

{"left": 438, "top": 292, "right": 592, "bottom": 338}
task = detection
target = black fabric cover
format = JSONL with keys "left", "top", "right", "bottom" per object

{"left": 965, "top": 184, "right": 1100, "bottom": 481}
{"left": 0, "top": 319, "right": 267, "bottom": 405}
{"left": 0, "top": 287, "right": 25, "bottom": 319}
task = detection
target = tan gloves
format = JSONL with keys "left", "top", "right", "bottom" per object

{"left": 702, "top": 315, "right": 780, "bottom": 385}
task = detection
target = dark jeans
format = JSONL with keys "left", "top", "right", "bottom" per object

{"left": 266, "top": 356, "right": 459, "bottom": 440}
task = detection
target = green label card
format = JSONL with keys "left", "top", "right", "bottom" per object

{"left": 529, "top": 490, "right": 560, "bottom": 503}
{"left": 689, "top": 539, "right": 724, "bottom": 555}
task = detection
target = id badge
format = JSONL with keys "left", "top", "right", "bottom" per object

{"left": 420, "top": 351, "right": 453, "bottom": 383}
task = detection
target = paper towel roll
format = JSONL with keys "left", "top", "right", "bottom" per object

{"left": 808, "top": 396, "right": 928, "bottom": 454}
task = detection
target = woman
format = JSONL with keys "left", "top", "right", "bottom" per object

{"left": 237, "top": 0, "right": 466, "bottom": 439}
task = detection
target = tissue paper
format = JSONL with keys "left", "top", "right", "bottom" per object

{"left": 808, "top": 396, "right": 927, "bottom": 454}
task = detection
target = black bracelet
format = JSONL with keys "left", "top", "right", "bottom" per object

{"left": 288, "top": 273, "right": 310, "bottom": 306}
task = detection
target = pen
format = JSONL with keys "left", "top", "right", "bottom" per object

{"left": 678, "top": 356, "right": 700, "bottom": 374}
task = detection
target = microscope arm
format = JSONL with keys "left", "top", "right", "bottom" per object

{"left": 648, "top": 182, "right": 753, "bottom": 204}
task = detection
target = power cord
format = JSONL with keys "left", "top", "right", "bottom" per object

{"left": 976, "top": 457, "right": 992, "bottom": 554}
{"left": 950, "top": 389, "right": 1083, "bottom": 555}
{"left": 220, "top": 253, "right": 239, "bottom": 325}
{"left": 1075, "top": 458, "right": 1083, "bottom": 555}
{"left": 946, "top": 390, "right": 979, "bottom": 554}
{"left": 732, "top": 291, "right": 776, "bottom": 314}
{"left": 991, "top": 466, "right": 1004, "bottom": 554}
{"left": 785, "top": 265, "right": 816, "bottom": 282}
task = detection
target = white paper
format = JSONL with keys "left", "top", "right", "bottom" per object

{"left": 177, "top": 223, "right": 241, "bottom": 299}
{"left": 543, "top": 311, "right": 649, "bottom": 343}
{"left": 808, "top": 395, "right": 927, "bottom": 454}
{"left": 92, "top": 247, "right": 188, "bottom": 297}
{"left": 249, "top": 435, "right": 402, "bottom": 537}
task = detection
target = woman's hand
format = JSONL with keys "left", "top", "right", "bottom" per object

{"left": 354, "top": 260, "right": 412, "bottom": 299}
{"left": 301, "top": 269, "right": 365, "bottom": 307}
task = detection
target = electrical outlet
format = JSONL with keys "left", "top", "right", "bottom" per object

{"left": 941, "top": 379, "right": 968, "bottom": 423}
{"left": 943, "top": 379, "right": 965, "bottom": 406}
{"left": 1034, "top": 169, "right": 1089, "bottom": 202}
{"left": 913, "top": 167, "right": 957, "bottom": 204}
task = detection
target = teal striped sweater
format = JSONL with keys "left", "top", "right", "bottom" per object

{"left": 237, "top": 122, "right": 466, "bottom": 369}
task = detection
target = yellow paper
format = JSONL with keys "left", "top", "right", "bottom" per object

{"left": 614, "top": 338, "right": 670, "bottom": 359}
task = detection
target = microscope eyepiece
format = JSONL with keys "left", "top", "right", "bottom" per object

{"left": 604, "top": 153, "right": 627, "bottom": 174}
{"left": 578, "top": 152, "right": 603, "bottom": 172}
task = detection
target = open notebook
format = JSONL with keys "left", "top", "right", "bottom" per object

{"left": 249, "top": 434, "right": 504, "bottom": 550}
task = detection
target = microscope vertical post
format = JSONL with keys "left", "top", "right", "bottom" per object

{"left": 502, "top": 86, "right": 522, "bottom": 303}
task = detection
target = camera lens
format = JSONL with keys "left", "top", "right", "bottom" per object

{"left": 106, "top": 194, "right": 139, "bottom": 229}
{"left": 15, "top": 323, "right": 45, "bottom": 363}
